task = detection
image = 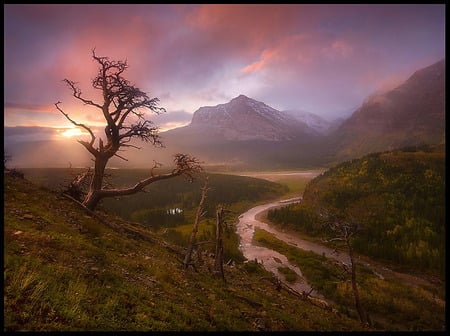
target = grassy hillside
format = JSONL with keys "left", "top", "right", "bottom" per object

{"left": 268, "top": 144, "right": 445, "bottom": 277}
{"left": 4, "top": 173, "right": 365, "bottom": 331}
{"left": 19, "top": 169, "right": 289, "bottom": 266}
{"left": 20, "top": 169, "right": 288, "bottom": 224}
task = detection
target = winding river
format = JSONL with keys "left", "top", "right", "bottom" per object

{"left": 233, "top": 170, "right": 445, "bottom": 326}
{"left": 235, "top": 196, "right": 440, "bottom": 301}
{"left": 235, "top": 197, "right": 353, "bottom": 297}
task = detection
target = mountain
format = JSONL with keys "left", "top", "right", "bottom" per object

{"left": 173, "top": 94, "right": 318, "bottom": 141}
{"left": 162, "top": 56, "right": 445, "bottom": 168}
{"left": 327, "top": 58, "right": 445, "bottom": 161}
{"left": 159, "top": 95, "right": 325, "bottom": 169}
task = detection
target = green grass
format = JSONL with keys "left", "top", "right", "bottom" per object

{"left": 252, "top": 228, "right": 445, "bottom": 331}
{"left": 220, "top": 170, "right": 324, "bottom": 198}
{"left": 277, "top": 267, "right": 298, "bottom": 283}
{"left": 273, "top": 176, "right": 311, "bottom": 197}
{"left": 4, "top": 173, "right": 366, "bottom": 331}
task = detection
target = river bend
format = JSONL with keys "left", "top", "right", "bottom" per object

{"left": 236, "top": 197, "right": 351, "bottom": 297}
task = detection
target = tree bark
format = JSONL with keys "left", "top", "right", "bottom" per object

{"left": 183, "top": 178, "right": 209, "bottom": 270}
{"left": 214, "top": 205, "right": 225, "bottom": 282}
{"left": 347, "top": 239, "right": 366, "bottom": 325}
{"left": 83, "top": 155, "right": 108, "bottom": 210}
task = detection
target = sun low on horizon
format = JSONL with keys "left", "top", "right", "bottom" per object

{"left": 57, "top": 127, "right": 86, "bottom": 138}
{"left": 4, "top": 4, "right": 445, "bottom": 167}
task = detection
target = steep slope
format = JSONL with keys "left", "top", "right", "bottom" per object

{"left": 327, "top": 59, "right": 445, "bottom": 162}
{"left": 304, "top": 144, "right": 445, "bottom": 275}
{"left": 265, "top": 145, "right": 446, "bottom": 330}
{"left": 4, "top": 173, "right": 364, "bottom": 331}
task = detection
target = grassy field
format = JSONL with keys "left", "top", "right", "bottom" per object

{"left": 224, "top": 170, "right": 325, "bottom": 198}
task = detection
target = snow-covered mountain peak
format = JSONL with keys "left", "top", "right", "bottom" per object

{"left": 189, "top": 95, "right": 317, "bottom": 141}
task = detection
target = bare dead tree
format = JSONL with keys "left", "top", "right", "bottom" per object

{"left": 214, "top": 205, "right": 226, "bottom": 281}
{"left": 64, "top": 167, "right": 92, "bottom": 202}
{"left": 183, "top": 177, "right": 210, "bottom": 270}
{"left": 322, "top": 210, "right": 367, "bottom": 325}
{"left": 56, "top": 50, "right": 202, "bottom": 211}
{"left": 213, "top": 205, "right": 235, "bottom": 282}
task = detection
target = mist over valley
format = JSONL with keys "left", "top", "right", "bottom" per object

{"left": 5, "top": 59, "right": 444, "bottom": 171}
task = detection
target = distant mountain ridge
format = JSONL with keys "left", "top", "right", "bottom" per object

{"left": 328, "top": 58, "right": 445, "bottom": 161}
{"left": 283, "top": 109, "right": 340, "bottom": 135}
{"left": 162, "top": 57, "right": 444, "bottom": 168}
{"left": 159, "top": 94, "right": 328, "bottom": 168}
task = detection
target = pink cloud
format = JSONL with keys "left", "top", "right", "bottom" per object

{"left": 4, "top": 4, "right": 445, "bottom": 127}
{"left": 240, "top": 48, "right": 283, "bottom": 74}
{"left": 186, "top": 4, "right": 319, "bottom": 60}
{"left": 5, "top": 102, "right": 57, "bottom": 113}
{"left": 240, "top": 60, "right": 265, "bottom": 74}
{"left": 329, "top": 39, "right": 354, "bottom": 58}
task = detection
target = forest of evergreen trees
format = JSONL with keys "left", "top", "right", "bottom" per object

{"left": 101, "top": 172, "right": 288, "bottom": 228}
{"left": 268, "top": 144, "right": 445, "bottom": 277}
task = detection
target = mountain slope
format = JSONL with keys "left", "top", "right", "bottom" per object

{"left": 283, "top": 109, "right": 337, "bottom": 135}
{"left": 4, "top": 173, "right": 364, "bottom": 331}
{"left": 327, "top": 59, "right": 445, "bottom": 162}
{"left": 304, "top": 144, "right": 445, "bottom": 276}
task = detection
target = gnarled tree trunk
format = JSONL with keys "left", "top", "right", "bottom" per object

{"left": 347, "top": 239, "right": 366, "bottom": 325}
{"left": 83, "top": 155, "right": 109, "bottom": 210}
{"left": 214, "top": 205, "right": 225, "bottom": 282}
{"left": 183, "top": 178, "right": 209, "bottom": 270}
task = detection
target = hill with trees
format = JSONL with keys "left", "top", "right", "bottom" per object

{"left": 268, "top": 144, "right": 445, "bottom": 277}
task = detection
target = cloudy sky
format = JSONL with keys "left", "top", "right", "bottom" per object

{"left": 4, "top": 4, "right": 445, "bottom": 142}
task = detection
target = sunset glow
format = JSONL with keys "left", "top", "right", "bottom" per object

{"left": 4, "top": 4, "right": 445, "bottom": 167}
{"left": 59, "top": 127, "right": 86, "bottom": 138}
